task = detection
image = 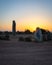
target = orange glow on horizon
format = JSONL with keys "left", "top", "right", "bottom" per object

{"left": 0, "top": 22, "right": 52, "bottom": 32}
{"left": 0, "top": 16, "right": 52, "bottom": 32}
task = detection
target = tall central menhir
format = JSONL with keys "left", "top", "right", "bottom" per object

{"left": 12, "top": 20, "right": 16, "bottom": 35}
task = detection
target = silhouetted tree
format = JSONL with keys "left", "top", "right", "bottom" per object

{"left": 24, "top": 29, "right": 32, "bottom": 34}
{"left": 16, "top": 31, "right": 24, "bottom": 34}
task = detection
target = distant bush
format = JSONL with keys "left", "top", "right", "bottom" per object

{"left": 0, "top": 36, "right": 2, "bottom": 40}
{"left": 0, "top": 31, "right": 10, "bottom": 40}
{"left": 40, "top": 28, "right": 52, "bottom": 41}
{"left": 0, "top": 36, "right": 10, "bottom": 40}
{"left": 5, "top": 35, "right": 9, "bottom": 40}
{"left": 0, "top": 31, "right": 3, "bottom": 35}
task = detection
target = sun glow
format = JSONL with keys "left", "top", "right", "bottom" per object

{"left": 16, "top": 16, "right": 52, "bottom": 32}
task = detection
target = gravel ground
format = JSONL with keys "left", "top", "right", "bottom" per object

{"left": 0, "top": 39, "right": 52, "bottom": 65}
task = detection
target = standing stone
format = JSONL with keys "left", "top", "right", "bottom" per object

{"left": 34, "top": 27, "right": 43, "bottom": 42}
{"left": 12, "top": 20, "right": 16, "bottom": 36}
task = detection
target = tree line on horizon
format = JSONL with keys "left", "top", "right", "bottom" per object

{"left": 0, "top": 29, "right": 33, "bottom": 35}
{"left": 0, "top": 28, "right": 52, "bottom": 41}
{"left": 0, "top": 28, "right": 52, "bottom": 35}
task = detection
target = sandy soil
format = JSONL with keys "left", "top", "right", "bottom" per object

{"left": 0, "top": 38, "right": 52, "bottom": 65}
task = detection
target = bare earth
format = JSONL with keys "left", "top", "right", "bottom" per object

{"left": 0, "top": 39, "right": 52, "bottom": 65}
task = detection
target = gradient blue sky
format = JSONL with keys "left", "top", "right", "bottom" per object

{"left": 0, "top": 0, "right": 52, "bottom": 31}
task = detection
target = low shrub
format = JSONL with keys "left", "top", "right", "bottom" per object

{"left": 24, "top": 37, "right": 32, "bottom": 42}
{"left": 18, "top": 37, "right": 24, "bottom": 41}
{"left": 0, "top": 35, "right": 10, "bottom": 40}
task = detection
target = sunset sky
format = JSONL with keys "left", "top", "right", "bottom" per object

{"left": 0, "top": 0, "right": 52, "bottom": 32}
